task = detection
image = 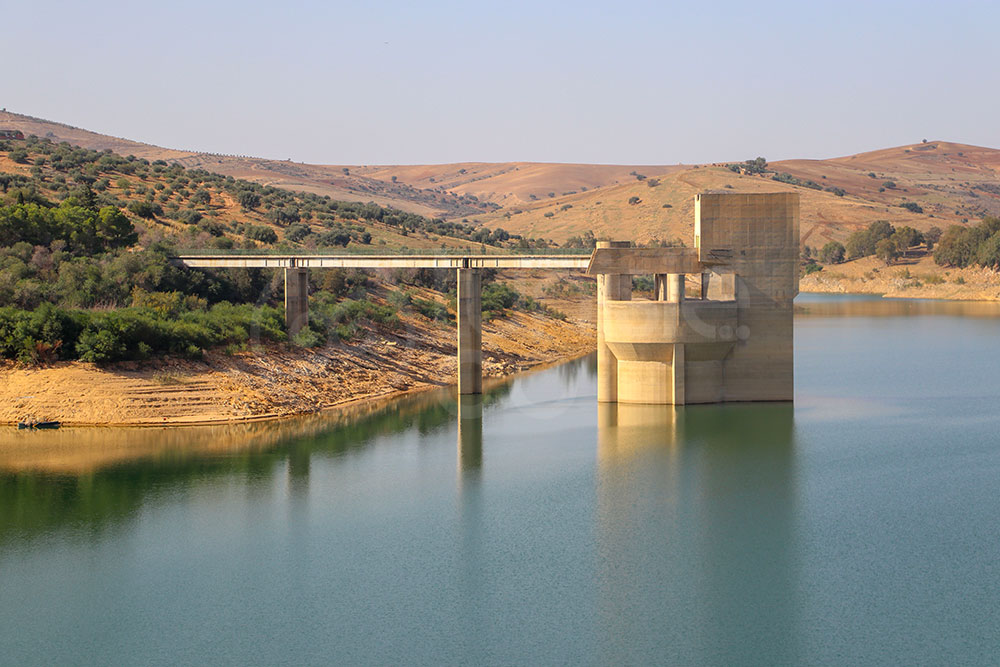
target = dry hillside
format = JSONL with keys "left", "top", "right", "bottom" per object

{"left": 5, "top": 110, "right": 1000, "bottom": 250}
{"left": 460, "top": 143, "right": 1000, "bottom": 246}
{"left": 353, "top": 162, "right": 686, "bottom": 206}
{"left": 0, "top": 111, "right": 493, "bottom": 219}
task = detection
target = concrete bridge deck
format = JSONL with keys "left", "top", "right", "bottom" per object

{"left": 175, "top": 255, "right": 591, "bottom": 270}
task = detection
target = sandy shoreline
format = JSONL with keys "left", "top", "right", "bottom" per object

{"left": 0, "top": 308, "right": 597, "bottom": 428}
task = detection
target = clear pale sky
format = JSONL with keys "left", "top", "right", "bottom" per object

{"left": 3, "top": 0, "right": 996, "bottom": 165}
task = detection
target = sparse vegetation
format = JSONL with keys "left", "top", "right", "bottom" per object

{"left": 772, "top": 172, "right": 822, "bottom": 190}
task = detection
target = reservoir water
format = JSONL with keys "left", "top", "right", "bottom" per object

{"left": 2, "top": 294, "right": 1000, "bottom": 665}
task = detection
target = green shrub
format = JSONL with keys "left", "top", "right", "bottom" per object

{"left": 479, "top": 283, "right": 522, "bottom": 319}
{"left": 309, "top": 294, "right": 400, "bottom": 341}
{"left": 803, "top": 263, "right": 823, "bottom": 275}
{"left": 0, "top": 302, "right": 284, "bottom": 363}
{"left": 388, "top": 289, "right": 412, "bottom": 309}
{"left": 127, "top": 200, "right": 160, "bottom": 219}
{"left": 292, "top": 327, "right": 324, "bottom": 348}
{"left": 412, "top": 297, "right": 451, "bottom": 322}
{"left": 242, "top": 224, "right": 278, "bottom": 244}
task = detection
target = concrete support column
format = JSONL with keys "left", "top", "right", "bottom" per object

{"left": 667, "top": 273, "right": 685, "bottom": 303}
{"left": 457, "top": 268, "right": 482, "bottom": 395}
{"left": 284, "top": 267, "right": 309, "bottom": 336}
{"left": 655, "top": 274, "right": 667, "bottom": 301}
{"left": 596, "top": 241, "right": 632, "bottom": 403}
{"left": 672, "top": 343, "right": 686, "bottom": 405}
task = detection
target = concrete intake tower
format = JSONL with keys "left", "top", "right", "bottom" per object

{"left": 589, "top": 191, "right": 799, "bottom": 405}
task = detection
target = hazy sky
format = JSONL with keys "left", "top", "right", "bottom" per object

{"left": 4, "top": 0, "right": 997, "bottom": 165}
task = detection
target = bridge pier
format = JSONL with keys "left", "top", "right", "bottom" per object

{"left": 284, "top": 267, "right": 309, "bottom": 337}
{"left": 457, "top": 268, "right": 482, "bottom": 395}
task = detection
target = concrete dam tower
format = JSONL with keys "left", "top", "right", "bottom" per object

{"left": 591, "top": 191, "right": 799, "bottom": 405}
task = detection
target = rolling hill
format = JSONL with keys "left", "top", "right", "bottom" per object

{"left": 4, "top": 110, "right": 1000, "bottom": 248}
{"left": 453, "top": 142, "right": 1000, "bottom": 247}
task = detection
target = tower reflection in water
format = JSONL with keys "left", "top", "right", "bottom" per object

{"left": 595, "top": 402, "right": 800, "bottom": 665}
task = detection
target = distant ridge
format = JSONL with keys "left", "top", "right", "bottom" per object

{"left": 2, "top": 109, "right": 999, "bottom": 245}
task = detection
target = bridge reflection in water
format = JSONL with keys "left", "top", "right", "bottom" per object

{"left": 457, "top": 395, "right": 484, "bottom": 474}
{"left": 594, "top": 401, "right": 800, "bottom": 664}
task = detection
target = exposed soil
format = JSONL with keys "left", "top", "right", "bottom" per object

{"left": 0, "top": 308, "right": 595, "bottom": 427}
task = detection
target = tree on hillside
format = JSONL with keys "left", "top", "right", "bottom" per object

{"left": 127, "top": 200, "right": 159, "bottom": 219}
{"left": 875, "top": 238, "right": 899, "bottom": 265}
{"left": 891, "top": 226, "right": 924, "bottom": 256}
{"left": 819, "top": 241, "right": 846, "bottom": 264}
{"left": 922, "top": 226, "right": 943, "bottom": 252}
{"left": 744, "top": 157, "right": 768, "bottom": 174}
{"left": 238, "top": 190, "right": 261, "bottom": 211}
{"left": 934, "top": 225, "right": 975, "bottom": 267}
{"left": 190, "top": 189, "right": 211, "bottom": 205}
{"left": 975, "top": 231, "right": 1000, "bottom": 269}
{"left": 846, "top": 220, "right": 896, "bottom": 260}
{"left": 564, "top": 230, "right": 597, "bottom": 249}
{"left": 96, "top": 206, "right": 138, "bottom": 249}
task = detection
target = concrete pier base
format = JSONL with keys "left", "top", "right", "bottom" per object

{"left": 284, "top": 267, "right": 309, "bottom": 337}
{"left": 457, "top": 268, "right": 482, "bottom": 395}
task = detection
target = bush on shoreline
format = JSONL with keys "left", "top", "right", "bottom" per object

{"left": 0, "top": 302, "right": 286, "bottom": 363}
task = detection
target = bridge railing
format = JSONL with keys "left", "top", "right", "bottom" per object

{"left": 172, "top": 247, "right": 597, "bottom": 257}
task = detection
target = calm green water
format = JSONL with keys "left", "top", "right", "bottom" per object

{"left": 3, "top": 294, "right": 1000, "bottom": 665}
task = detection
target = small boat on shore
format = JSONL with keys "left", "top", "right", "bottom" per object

{"left": 17, "top": 420, "right": 61, "bottom": 430}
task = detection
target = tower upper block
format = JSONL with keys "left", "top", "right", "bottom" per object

{"left": 592, "top": 191, "right": 799, "bottom": 405}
